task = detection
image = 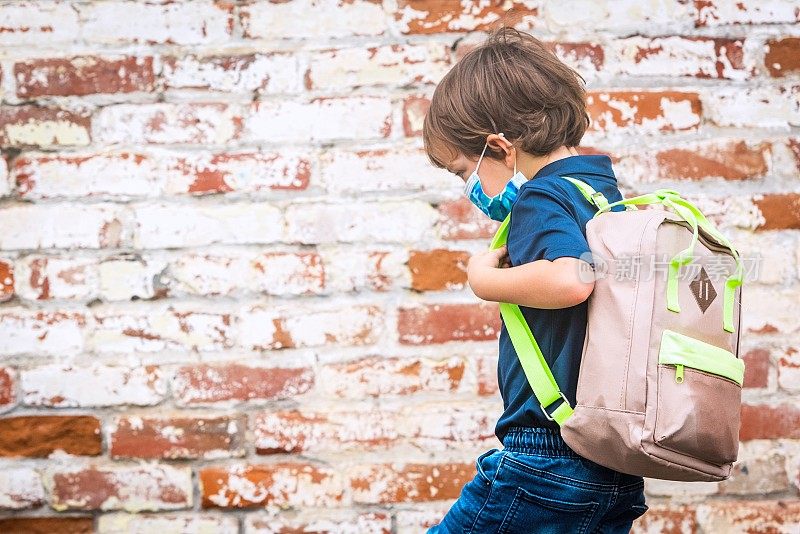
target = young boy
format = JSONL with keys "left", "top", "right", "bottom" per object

{"left": 422, "top": 27, "right": 648, "bottom": 533}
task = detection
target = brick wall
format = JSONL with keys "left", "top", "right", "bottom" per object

{"left": 0, "top": 0, "right": 798, "bottom": 532}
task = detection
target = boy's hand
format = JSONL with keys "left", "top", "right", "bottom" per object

{"left": 468, "top": 245, "right": 510, "bottom": 272}
{"left": 467, "top": 245, "right": 509, "bottom": 301}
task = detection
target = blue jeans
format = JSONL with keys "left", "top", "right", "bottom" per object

{"left": 427, "top": 426, "right": 648, "bottom": 533}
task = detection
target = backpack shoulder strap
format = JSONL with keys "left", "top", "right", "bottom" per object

{"left": 489, "top": 214, "right": 574, "bottom": 425}
{"left": 560, "top": 175, "right": 610, "bottom": 211}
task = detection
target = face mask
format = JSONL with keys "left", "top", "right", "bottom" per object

{"left": 463, "top": 137, "right": 528, "bottom": 221}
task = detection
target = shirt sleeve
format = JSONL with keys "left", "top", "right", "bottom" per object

{"left": 507, "top": 184, "right": 594, "bottom": 267}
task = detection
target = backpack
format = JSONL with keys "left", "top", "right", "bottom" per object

{"left": 489, "top": 176, "right": 745, "bottom": 482}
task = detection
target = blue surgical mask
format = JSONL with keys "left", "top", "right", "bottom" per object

{"left": 463, "top": 139, "right": 528, "bottom": 221}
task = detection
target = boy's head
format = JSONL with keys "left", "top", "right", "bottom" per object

{"left": 423, "top": 27, "right": 590, "bottom": 196}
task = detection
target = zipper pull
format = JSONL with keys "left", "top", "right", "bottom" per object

{"left": 675, "top": 364, "right": 684, "bottom": 383}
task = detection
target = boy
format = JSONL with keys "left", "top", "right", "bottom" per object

{"left": 422, "top": 27, "right": 648, "bottom": 533}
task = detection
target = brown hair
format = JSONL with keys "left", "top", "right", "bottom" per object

{"left": 423, "top": 26, "right": 590, "bottom": 171}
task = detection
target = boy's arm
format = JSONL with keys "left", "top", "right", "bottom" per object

{"left": 469, "top": 257, "right": 595, "bottom": 309}
{"left": 468, "top": 183, "right": 597, "bottom": 309}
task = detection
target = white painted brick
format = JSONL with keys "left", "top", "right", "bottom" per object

{"left": 0, "top": 1, "right": 80, "bottom": 46}
{"left": 13, "top": 152, "right": 163, "bottom": 200}
{"left": 244, "top": 511, "right": 392, "bottom": 534}
{"left": 163, "top": 53, "right": 301, "bottom": 94}
{"left": 0, "top": 158, "right": 9, "bottom": 198}
{"left": 285, "top": 201, "right": 437, "bottom": 244}
{"left": 89, "top": 305, "right": 233, "bottom": 354}
{"left": 0, "top": 203, "right": 127, "bottom": 250}
{"left": 0, "top": 308, "right": 85, "bottom": 357}
{"left": 160, "top": 151, "right": 311, "bottom": 196}
{"left": 543, "top": 0, "right": 692, "bottom": 33}
{"left": 98, "top": 513, "right": 239, "bottom": 534}
{"left": 99, "top": 257, "right": 167, "bottom": 301}
{"left": 132, "top": 202, "right": 283, "bottom": 249}
{"left": 693, "top": 0, "right": 800, "bottom": 26}
{"left": 321, "top": 247, "right": 408, "bottom": 293}
{"left": 778, "top": 347, "right": 800, "bottom": 392}
{"left": 320, "top": 146, "right": 456, "bottom": 195}
{"left": 610, "top": 36, "right": 749, "bottom": 80}
{"left": 703, "top": 86, "right": 800, "bottom": 129}
{"left": 307, "top": 43, "right": 451, "bottom": 90}
{"left": 94, "top": 104, "right": 242, "bottom": 145}
{"left": 244, "top": 98, "right": 392, "bottom": 143}
{"left": 79, "top": 0, "right": 232, "bottom": 45}
{"left": 0, "top": 466, "right": 44, "bottom": 509}
{"left": 21, "top": 364, "right": 166, "bottom": 407}
{"left": 741, "top": 285, "right": 800, "bottom": 334}
{"left": 241, "top": 0, "right": 387, "bottom": 39}
{"left": 15, "top": 255, "right": 99, "bottom": 301}
{"left": 13, "top": 150, "right": 311, "bottom": 199}
{"left": 238, "top": 302, "right": 381, "bottom": 350}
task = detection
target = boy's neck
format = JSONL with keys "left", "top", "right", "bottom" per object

{"left": 518, "top": 145, "right": 580, "bottom": 181}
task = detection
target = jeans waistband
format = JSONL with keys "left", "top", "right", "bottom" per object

{"left": 501, "top": 426, "right": 583, "bottom": 458}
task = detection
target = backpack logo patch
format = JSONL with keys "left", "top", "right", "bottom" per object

{"left": 690, "top": 266, "right": 717, "bottom": 313}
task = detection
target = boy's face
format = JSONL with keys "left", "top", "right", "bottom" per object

{"left": 442, "top": 135, "right": 518, "bottom": 198}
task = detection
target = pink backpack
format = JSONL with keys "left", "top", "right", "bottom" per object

{"left": 490, "top": 178, "right": 744, "bottom": 482}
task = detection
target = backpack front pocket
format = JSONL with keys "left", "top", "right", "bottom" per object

{"left": 653, "top": 329, "right": 744, "bottom": 465}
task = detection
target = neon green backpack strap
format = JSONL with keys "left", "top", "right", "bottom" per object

{"left": 489, "top": 213, "right": 574, "bottom": 425}
{"left": 560, "top": 175, "right": 611, "bottom": 211}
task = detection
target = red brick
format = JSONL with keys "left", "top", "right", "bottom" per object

{"left": 348, "top": 462, "right": 473, "bottom": 503}
{"left": 587, "top": 91, "right": 702, "bottom": 133}
{"left": 788, "top": 137, "right": 800, "bottom": 166}
{"left": 199, "top": 463, "right": 344, "bottom": 508}
{"left": 652, "top": 140, "right": 770, "bottom": 181}
{"left": 398, "top": 302, "right": 501, "bottom": 345}
{"left": 0, "top": 517, "right": 92, "bottom": 534}
{"left": 15, "top": 56, "right": 155, "bottom": 97}
{"left": 766, "top": 38, "right": 800, "bottom": 77}
{"left": 0, "top": 260, "right": 13, "bottom": 302}
{"left": 173, "top": 364, "right": 314, "bottom": 406}
{"left": 110, "top": 415, "right": 245, "bottom": 459}
{"left": 0, "top": 368, "right": 13, "bottom": 407}
{"left": 49, "top": 465, "right": 192, "bottom": 511}
{"left": 438, "top": 199, "right": 501, "bottom": 240}
{"left": 319, "top": 355, "right": 466, "bottom": 398}
{"left": 754, "top": 193, "right": 800, "bottom": 230}
{"left": 742, "top": 348, "right": 770, "bottom": 388}
{"left": 408, "top": 249, "right": 469, "bottom": 291}
{"left": 0, "top": 415, "right": 101, "bottom": 457}
{"left": 631, "top": 504, "right": 698, "bottom": 533}
{"left": 698, "top": 500, "right": 800, "bottom": 531}
{"left": 551, "top": 42, "right": 605, "bottom": 71}
{"left": 739, "top": 403, "right": 800, "bottom": 440}
{"left": 0, "top": 106, "right": 91, "bottom": 147}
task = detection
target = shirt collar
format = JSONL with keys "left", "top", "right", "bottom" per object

{"left": 529, "top": 154, "right": 616, "bottom": 182}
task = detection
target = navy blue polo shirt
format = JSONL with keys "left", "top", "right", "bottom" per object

{"left": 495, "top": 154, "right": 626, "bottom": 442}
